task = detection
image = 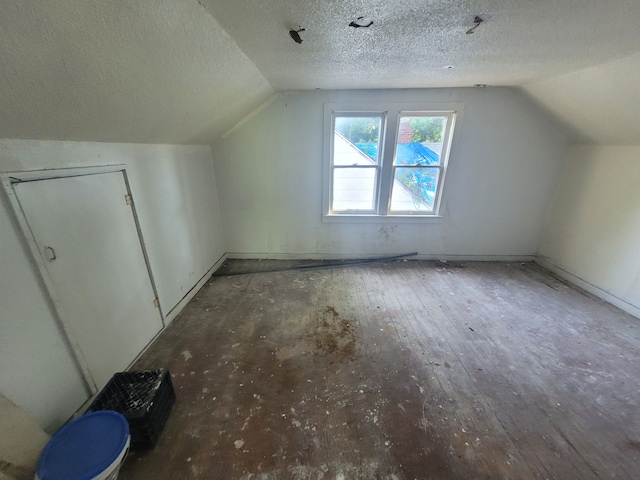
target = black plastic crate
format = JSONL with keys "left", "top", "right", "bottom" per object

{"left": 87, "top": 369, "right": 176, "bottom": 450}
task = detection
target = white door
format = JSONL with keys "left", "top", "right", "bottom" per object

{"left": 14, "top": 171, "right": 163, "bottom": 390}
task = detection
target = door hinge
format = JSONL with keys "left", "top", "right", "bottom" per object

{"left": 125, "top": 194, "right": 133, "bottom": 206}
{"left": 153, "top": 298, "right": 160, "bottom": 308}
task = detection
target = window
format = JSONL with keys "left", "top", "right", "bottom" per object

{"left": 323, "top": 103, "right": 460, "bottom": 220}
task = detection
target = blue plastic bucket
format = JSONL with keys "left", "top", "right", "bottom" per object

{"left": 35, "top": 411, "right": 130, "bottom": 480}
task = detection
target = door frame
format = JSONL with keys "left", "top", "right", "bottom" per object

{"left": 1, "top": 165, "right": 164, "bottom": 395}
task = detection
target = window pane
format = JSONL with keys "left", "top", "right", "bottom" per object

{"left": 394, "top": 116, "right": 446, "bottom": 166}
{"left": 334, "top": 116, "right": 381, "bottom": 165}
{"left": 389, "top": 167, "right": 439, "bottom": 212}
{"left": 332, "top": 167, "right": 376, "bottom": 211}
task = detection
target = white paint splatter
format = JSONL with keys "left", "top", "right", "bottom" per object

{"left": 181, "top": 350, "right": 193, "bottom": 361}
{"left": 234, "top": 439, "right": 245, "bottom": 449}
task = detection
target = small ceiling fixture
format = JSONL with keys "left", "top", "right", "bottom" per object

{"left": 349, "top": 16, "right": 373, "bottom": 28}
{"left": 466, "top": 16, "right": 484, "bottom": 34}
{"left": 289, "top": 27, "right": 306, "bottom": 44}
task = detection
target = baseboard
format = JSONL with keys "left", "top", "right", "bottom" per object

{"left": 226, "top": 252, "right": 537, "bottom": 262}
{"left": 162, "top": 253, "right": 228, "bottom": 325}
{"left": 535, "top": 257, "right": 640, "bottom": 320}
{"left": 118, "top": 253, "right": 227, "bottom": 379}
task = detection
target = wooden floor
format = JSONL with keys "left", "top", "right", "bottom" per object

{"left": 119, "top": 260, "right": 640, "bottom": 480}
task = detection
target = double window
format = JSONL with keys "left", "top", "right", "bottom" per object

{"left": 323, "top": 103, "right": 459, "bottom": 220}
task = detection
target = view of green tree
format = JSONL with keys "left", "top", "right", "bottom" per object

{"left": 336, "top": 116, "right": 444, "bottom": 144}
{"left": 335, "top": 117, "right": 380, "bottom": 143}
{"left": 408, "top": 117, "right": 444, "bottom": 143}
{"left": 336, "top": 115, "right": 443, "bottom": 210}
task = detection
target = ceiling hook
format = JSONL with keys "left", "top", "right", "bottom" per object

{"left": 289, "top": 27, "right": 306, "bottom": 44}
{"left": 466, "top": 16, "right": 484, "bottom": 35}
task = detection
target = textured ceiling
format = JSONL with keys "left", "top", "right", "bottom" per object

{"left": 0, "top": 1, "right": 273, "bottom": 145}
{"left": 0, "top": 0, "right": 639, "bottom": 145}
{"left": 203, "top": 0, "right": 640, "bottom": 89}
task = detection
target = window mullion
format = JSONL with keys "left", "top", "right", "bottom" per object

{"left": 377, "top": 112, "right": 398, "bottom": 215}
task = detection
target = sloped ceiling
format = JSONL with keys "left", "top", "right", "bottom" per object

{"left": 0, "top": 1, "right": 274, "bottom": 145}
{"left": 1, "top": 0, "right": 639, "bottom": 145}
{"left": 521, "top": 52, "right": 640, "bottom": 145}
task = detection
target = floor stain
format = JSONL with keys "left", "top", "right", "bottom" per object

{"left": 314, "top": 306, "right": 358, "bottom": 362}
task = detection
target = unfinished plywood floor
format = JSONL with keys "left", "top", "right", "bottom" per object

{"left": 118, "top": 260, "right": 640, "bottom": 480}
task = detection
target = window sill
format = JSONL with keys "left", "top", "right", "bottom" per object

{"left": 322, "top": 214, "right": 444, "bottom": 224}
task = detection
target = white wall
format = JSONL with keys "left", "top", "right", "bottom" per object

{"left": 539, "top": 146, "right": 640, "bottom": 317}
{"left": 0, "top": 189, "right": 87, "bottom": 433}
{"left": 213, "top": 88, "right": 569, "bottom": 259}
{"left": 0, "top": 140, "right": 225, "bottom": 431}
{"left": 0, "top": 393, "right": 49, "bottom": 479}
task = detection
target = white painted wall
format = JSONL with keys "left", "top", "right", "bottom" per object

{"left": 0, "top": 192, "right": 87, "bottom": 433}
{"left": 213, "top": 88, "right": 569, "bottom": 259}
{"left": 0, "top": 140, "right": 225, "bottom": 431}
{"left": 0, "top": 393, "right": 49, "bottom": 479}
{"left": 539, "top": 146, "right": 640, "bottom": 316}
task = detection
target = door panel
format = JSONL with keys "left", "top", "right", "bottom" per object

{"left": 14, "top": 172, "right": 163, "bottom": 389}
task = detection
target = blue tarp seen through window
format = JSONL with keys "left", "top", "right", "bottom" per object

{"left": 354, "top": 142, "right": 440, "bottom": 165}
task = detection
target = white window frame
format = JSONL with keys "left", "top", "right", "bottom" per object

{"left": 322, "top": 102, "right": 462, "bottom": 223}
